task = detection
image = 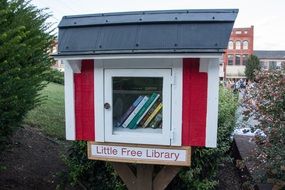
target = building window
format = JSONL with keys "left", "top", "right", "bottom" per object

{"left": 244, "top": 31, "right": 248, "bottom": 34}
{"left": 269, "top": 61, "right": 277, "bottom": 70}
{"left": 228, "top": 54, "right": 234, "bottom": 65}
{"left": 235, "top": 54, "right": 241, "bottom": 65}
{"left": 242, "top": 54, "right": 248, "bottom": 65}
{"left": 243, "top": 41, "right": 249, "bottom": 50}
{"left": 235, "top": 30, "right": 242, "bottom": 34}
{"left": 281, "top": 61, "right": 285, "bottom": 69}
{"left": 228, "top": 41, "right": 234, "bottom": 49}
{"left": 235, "top": 41, "right": 241, "bottom": 50}
{"left": 260, "top": 61, "right": 268, "bottom": 70}
{"left": 276, "top": 62, "right": 282, "bottom": 70}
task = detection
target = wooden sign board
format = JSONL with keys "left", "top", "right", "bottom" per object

{"left": 88, "top": 142, "right": 191, "bottom": 166}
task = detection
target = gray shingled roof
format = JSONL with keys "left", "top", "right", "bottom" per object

{"left": 254, "top": 50, "right": 285, "bottom": 59}
{"left": 56, "top": 9, "right": 238, "bottom": 56}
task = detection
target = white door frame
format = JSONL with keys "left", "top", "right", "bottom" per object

{"left": 104, "top": 68, "right": 171, "bottom": 145}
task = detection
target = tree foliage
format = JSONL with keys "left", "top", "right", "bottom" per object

{"left": 245, "top": 55, "right": 261, "bottom": 81}
{"left": 0, "top": 0, "right": 54, "bottom": 147}
{"left": 243, "top": 69, "right": 285, "bottom": 189}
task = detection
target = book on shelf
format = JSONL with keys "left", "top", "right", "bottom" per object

{"left": 138, "top": 99, "right": 160, "bottom": 127}
{"left": 149, "top": 111, "right": 162, "bottom": 129}
{"left": 128, "top": 93, "right": 158, "bottom": 129}
{"left": 158, "top": 121, "right": 162, "bottom": 128}
{"left": 142, "top": 103, "right": 162, "bottom": 128}
{"left": 121, "top": 96, "right": 148, "bottom": 128}
{"left": 136, "top": 93, "right": 160, "bottom": 125}
{"left": 115, "top": 96, "right": 143, "bottom": 127}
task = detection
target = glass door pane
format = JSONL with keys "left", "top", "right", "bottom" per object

{"left": 113, "top": 77, "right": 163, "bottom": 133}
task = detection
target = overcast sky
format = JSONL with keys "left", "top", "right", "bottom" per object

{"left": 31, "top": 0, "right": 285, "bottom": 50}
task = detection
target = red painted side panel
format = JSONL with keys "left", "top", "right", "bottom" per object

{"left": 74, "top": 60, "right": 95, "bottom": 141}
{"left": 182, "top": 58, "right": 208, "bottom": 146}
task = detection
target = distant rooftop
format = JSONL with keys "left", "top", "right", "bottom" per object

{"left": 254, "top": 50, "right": 285, "bottom": 59}
{"left": 232, "top": 25, "right": 254, "bottom": 30}
{"left": 56, "top": 9, "right": 238, "bottom": 57}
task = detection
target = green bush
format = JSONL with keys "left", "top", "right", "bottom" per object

{"left": 63, "top": 142, "right": 125, "bottom": 190}
{"left": 44, "top": 69, "right": 64, "bottom": 85}
{"left": 0, "top": 0, "right": 54, "bottom": 149}
{"left": 64, "top": 87, "right": 237, "bottom": 190}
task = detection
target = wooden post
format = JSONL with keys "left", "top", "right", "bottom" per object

{"left": 137, "top": 164, "right": 153, "bottom": 190}
{"left": 111, "top": 162, "right": 137, "bottom": 189}
{"left": 111, "top": 162, "right": 182, "bottom": 190}
{"left": 153, "top": 166, "right": 181, "bottom": 190}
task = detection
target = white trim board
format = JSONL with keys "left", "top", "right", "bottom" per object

{"left": 63, "top": 61, "right": 76, "bottom": 140}
{"left": 94, "top": 60, "right": 105, "bottom": 142}
{"left": 170, "top": 59, "right": 183, "bottom": 146}
{"left": 200, "top": 58, "right": 219, "bottom": 148}
{"left": 54, "top": 53, "right": 222, "bottom": 61}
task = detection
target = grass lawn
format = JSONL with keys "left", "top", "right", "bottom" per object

{"left": 24, "top": 82, "right": 65, "bottom": 139}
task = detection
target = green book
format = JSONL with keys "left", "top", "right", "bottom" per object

{"left": 138, "top": 99, "right": 160, "bottom": 127}
{"left": 136, "top": 94, "right": 160, "bottom": 126}
{"left": 128, "top": 93, "right": 158, "bottom": 129}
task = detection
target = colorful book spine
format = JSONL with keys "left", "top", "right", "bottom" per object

{"left": 142, "top": 103, "right": 162, "bottom": 128}
{"left": 121, "top": 96, "right": 148, "bottom": 128}
{"left": 149, "top": 112, "right": 162, "bottom": 129}
{"left": 136, "top": 94, "right": 160, "bottom": 125}
{"left": 128, "top": 93, "right": 158, "bottom": 129}
{"left": 116, "top": 96, "right": 143, "bottom": 127}
{"left": 138, "top": 100, "right": 160, "bottom": 127}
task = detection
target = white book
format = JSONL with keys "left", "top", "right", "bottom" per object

{"left": 136, "top": 94, "right": 160, "bottom": 125}
{"left": 122, "top": 96, "right": 149, "bottom": 128}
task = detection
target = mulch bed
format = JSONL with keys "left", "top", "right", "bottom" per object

{"left": 232, "top": 135, "right": 273, "bottom": 190}
{"left": 0, "top": 126, "right": 72, "bottom": 190}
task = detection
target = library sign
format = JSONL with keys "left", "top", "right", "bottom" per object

{"left": 88, "top": 142, "right": 191, "bottom": 166}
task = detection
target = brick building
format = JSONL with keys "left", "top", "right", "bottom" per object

{"left": 222, "top": 26, "right": 254, "bottom": 79}
{"left": 50, "top": 40, "right": 64, "bottom": 72}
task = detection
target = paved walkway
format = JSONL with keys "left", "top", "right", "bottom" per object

{"left": 233, "top": 90, "right": 260, "bottom": 136}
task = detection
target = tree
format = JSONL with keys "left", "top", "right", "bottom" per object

{"left": 243, "top": 69, "right": 285, "bottom": 189}
{"left": 0, "top": 0, "right": 54, "bottom": 148}
{"left": 245, "top": 55, "right": 261, "bottom": 80}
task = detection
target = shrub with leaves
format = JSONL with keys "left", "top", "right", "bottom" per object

{"left": 63, "top": 141, "right": 125, "bottom": 190}
{"left": 243, "top": 69, "right": 285, "bottom": 189}
{"left": 44, "top": 69, "right": 64, "bottom": 85}
{"left": 0, "top": 0, "right": 54, "bottom": 148}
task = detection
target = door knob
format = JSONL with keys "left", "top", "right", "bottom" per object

{"left": 104, "top": 103, "right": 111, "bottom": 109}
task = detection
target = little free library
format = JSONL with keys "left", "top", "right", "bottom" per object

{"left": 54, "top": 9, "right": 237, "bottom": 188}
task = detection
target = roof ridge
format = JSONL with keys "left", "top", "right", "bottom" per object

{"left": 62, "top": 9, "right": 239, "bottom": 19}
